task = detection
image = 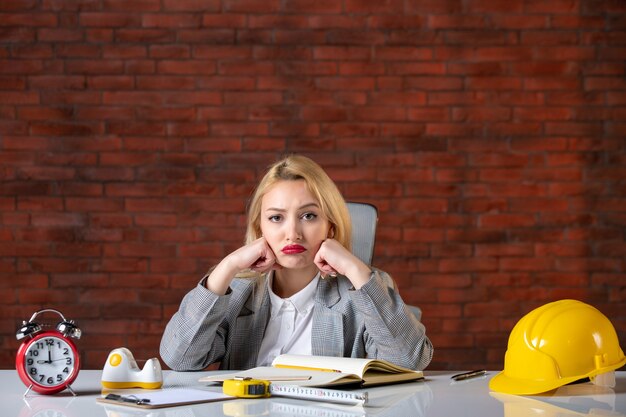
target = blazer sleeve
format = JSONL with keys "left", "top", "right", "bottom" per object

{"left": 348, "top": 269, "right": 434, "bottom": 371}
{"left": 159, "top": 278, "right": 232, "bottom": 371}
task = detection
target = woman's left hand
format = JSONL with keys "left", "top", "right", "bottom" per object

{"left": 314, "top": 239, "right": 372, "bottom": 289}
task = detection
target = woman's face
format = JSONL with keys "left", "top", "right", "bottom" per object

{"left": 260, "top": 180, "right": 331, "bottom": 270}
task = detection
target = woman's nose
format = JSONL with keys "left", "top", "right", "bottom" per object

{"left": 285, "top": 219, "right": 302, "bottom": 241}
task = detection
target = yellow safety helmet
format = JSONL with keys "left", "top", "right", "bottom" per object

{"left": 490, "top": 299, "right": 626, "bottom": 395}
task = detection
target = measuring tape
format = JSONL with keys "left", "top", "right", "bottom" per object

{"left": 223, "top": 378, "right": 368, "bottom": 405}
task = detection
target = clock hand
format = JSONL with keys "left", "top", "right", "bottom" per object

{"left": 36, "top": 350, "right": 53, "bottom": 364}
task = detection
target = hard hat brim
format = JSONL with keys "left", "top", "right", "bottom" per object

{"left": 489, "top": 355, "right": 626, "bottom": 395}
{"left": 489, "top": 371, "right": 581, "bottom": 395}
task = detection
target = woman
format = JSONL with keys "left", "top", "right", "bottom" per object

{"left": 160, "top": 155, "right": 433, "bottom": 371}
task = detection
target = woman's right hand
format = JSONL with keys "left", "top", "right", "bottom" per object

{"left": 226, "top": 237, "right": 277, "bottom": 274}
{"left": 205, "top": 237, "right": 277, "bottom": 295}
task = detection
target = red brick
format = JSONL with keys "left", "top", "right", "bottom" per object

{"left": 387, "top": 62, "right": 446, "bottom": 75}
{"left": 407, "top": 76, "right": 464, "bottom": 91}
{"left": 453, "top": 107, "right": 511, "bottom": 122}
{"left": 158, "top": 60, "right": 216, "bottom": 75}
{"left": 313, "top": 46, "right": 370, "bottom": 60}
{"left": 223, "top": 0, "right": 280, "bottom": 12}
{"left": 78, "top": 12, "right": 139, "bottom": 28}
{"left": 307, "top": 15, "right": 366, "bottom": 29}
{"left": 445, "top": 30, "right": 517, "bottom": 45}
{"left": 249, "top": 15, "right": 308, "bottom": 30}
{"left": 351, "top": 107, "right": 407, "bottom": 122}
{"left": 278, "top": 0, "right": 338, "bottom": 13}
{"left": 344, "top": 0, "right": 403, "bottom": 13}
{"left": 218, "top": 60, "right": 274, "bottom": 75}
{"left": 428, "top": 15, "right": 488, "bottom": 29}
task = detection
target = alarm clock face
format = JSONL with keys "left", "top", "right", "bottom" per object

{"left": 17, "top": 332, "right": 80, "bottom": 394}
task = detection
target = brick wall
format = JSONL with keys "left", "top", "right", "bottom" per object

{"left": 1, "top": 1, "right": 624, "bottom": 371}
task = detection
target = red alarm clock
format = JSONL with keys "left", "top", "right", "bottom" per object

{"left": 15, "top": 309, "right": 82, "bottom": 396}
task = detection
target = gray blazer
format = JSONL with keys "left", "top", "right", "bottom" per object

{"left": 160, "top": 269, "right": 433, "bottom": 371}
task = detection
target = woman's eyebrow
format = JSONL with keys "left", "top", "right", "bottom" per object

{"left": 265, "top": 202, "right": 319, "bottom": 212}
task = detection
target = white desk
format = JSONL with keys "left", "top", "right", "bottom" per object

{"left": 4, "top": 369, "right": 625, "bottom": 417}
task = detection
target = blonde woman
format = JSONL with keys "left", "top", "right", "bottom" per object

{"left": 160, "top": 155, "right": 433, "bottom": 371}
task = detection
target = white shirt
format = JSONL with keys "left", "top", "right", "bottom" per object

{"left": 256, "top": 271, "right": 319, "bottom": 366}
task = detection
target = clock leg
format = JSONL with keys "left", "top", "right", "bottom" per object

{"left": 66, "top": 385, "right": 77, "bottom": 396}
{"left": 23, "top": 384, "right": 33, "bottom": 398}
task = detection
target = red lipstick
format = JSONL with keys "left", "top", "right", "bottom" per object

{"left": 282, "top": 244, "right": 306, "bottom": 254}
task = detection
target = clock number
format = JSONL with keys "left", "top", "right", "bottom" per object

{"left": 29, "top": 350, "right": 39, "bottom": 356}
{"left": 46, "top": 339, "right": 54, "bottom": 346}
{"left": 63, "top": 348, "right": 69, "bottom": 355}
{"left": 30, "top": 367, "right": 37, "bottom": 376}
{"left": 36, "top": 342, "right": 44, "bottom": 349}
{"left": 27, "top": 358, "right": 33, "bottom": 365}
{"left": 63, "top": 367, "right": 69, "bottom": 374}
{"left": 66, "top": 358, "right": 72, "bottom": 365}
{"left": 38, "top": 374, "right": 45, "bottom": 382}
{"left": 47, "top": 376, "right": 54, "bottom": 384}
{"left": 57, "top": 374, "right": 63, "bottom": 382}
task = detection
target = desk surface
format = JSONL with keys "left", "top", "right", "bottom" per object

{"left": 3, "top": 369, "right": 625, "bottom": 417}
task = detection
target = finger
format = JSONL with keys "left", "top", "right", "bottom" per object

{"left": 315, "top": 259, "right": 337, "bottom": 276}
{"left": 252, "top": 256, "right": 274, "bottom": 271}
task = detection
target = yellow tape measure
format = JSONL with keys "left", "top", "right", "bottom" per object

{"left": 223, "top": 378, "right": 271, "bottom": 398}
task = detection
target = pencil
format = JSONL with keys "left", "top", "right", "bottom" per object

{"left": 234, "top": 375, "right": 312, "bottom": 381}
{"left": 274, "top": 364, "right": 342, "bottom": 373}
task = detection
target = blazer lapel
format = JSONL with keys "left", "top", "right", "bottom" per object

{"left": 311, "top": 277, "right": 344, "bottom": 357}
{"left": 230, "top": 278, "right": 270, "bottom": 369}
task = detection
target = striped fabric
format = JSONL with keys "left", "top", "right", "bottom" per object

{"left": 160, "top": 268, "right": 433, "bottom": 372}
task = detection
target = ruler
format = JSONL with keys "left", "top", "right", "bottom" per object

{"left": 269, "top": 384, "right": 368, "bottom": 406}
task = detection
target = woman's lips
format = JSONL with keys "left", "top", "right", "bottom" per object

{"left": 282, "top": 244, "right": 306, "bottom": 254}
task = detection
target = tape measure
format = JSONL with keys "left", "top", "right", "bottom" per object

{"left": 223, "top": 378, "right": 271, "bottom": 398}
{"left": 223, "top": 377, "right": 368, "bottom": 405}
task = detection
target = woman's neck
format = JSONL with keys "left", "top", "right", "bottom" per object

{"left": 272, "top": 265, "right": 319, "bottom": 298}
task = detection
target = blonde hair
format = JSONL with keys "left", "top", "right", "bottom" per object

{"left": 245, "top": 155, "right": 352, "bottom": 250}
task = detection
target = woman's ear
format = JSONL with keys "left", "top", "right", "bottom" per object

{"left": 328, "top": 226, "right": 335, "bottom": 239}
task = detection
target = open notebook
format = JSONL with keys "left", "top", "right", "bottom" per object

{"left": 199, "top": 354, "right": 424, "bottom": 387}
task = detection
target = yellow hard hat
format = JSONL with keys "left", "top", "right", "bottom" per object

{"left": 490, "top": 299, "right": 626, "bottom": 395}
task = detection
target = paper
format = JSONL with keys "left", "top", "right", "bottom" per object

{"left": 96, "top": 387, "right": 233, "bottom": 409}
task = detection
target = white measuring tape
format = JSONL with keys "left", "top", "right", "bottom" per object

{"left": 270, "top": 384, "right": 368, "bottom": 405}
{"left": 222, "top": 378, "right": 368, "bottom": 406}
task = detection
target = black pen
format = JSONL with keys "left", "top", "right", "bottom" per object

{"left": 451, "top": 370, "right": 487, "bottom": 381}
{"left": 105, "top": 393, "right": 151, "bottom": 405}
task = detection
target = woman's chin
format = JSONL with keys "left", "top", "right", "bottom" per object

{"left": 276, "top": 257, "right": 314, "bottom": 271}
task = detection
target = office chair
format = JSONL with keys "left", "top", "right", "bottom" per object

{"left": 346, "top": 202, "right": 422, "bottom": 321}
{"left": 346, "top": 202, "right": 378, "bottom": 267}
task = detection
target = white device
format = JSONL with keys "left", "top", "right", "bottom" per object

{"left": 101, "top": 347, "right": 163, "bottom": 389}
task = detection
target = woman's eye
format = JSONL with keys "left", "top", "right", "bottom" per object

{"left": 302, "top": 212, "right": 317, "bottom": 221}
{"left": 268, "top": 215, "right": 282, "bottom": 222}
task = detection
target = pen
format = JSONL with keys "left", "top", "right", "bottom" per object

{"left": 274, "top": 364, "right": 342, "bottom": 373}
{"left": 105, "top": 393, "right": 151, "bottom": 405}
{"left": 233, "top": 375, "right": 312, "bottom": 381}
{"left": 451, "top": 370, "right": 487, "bottom": 381}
